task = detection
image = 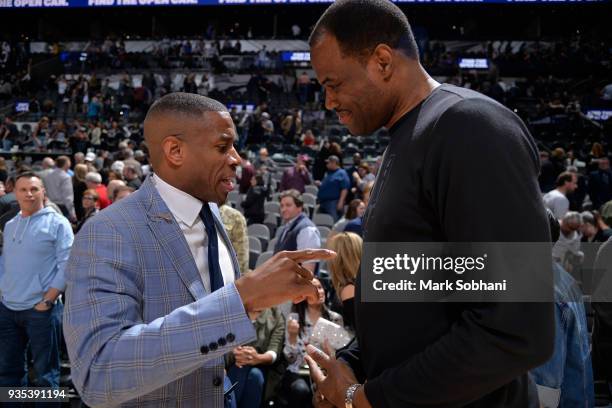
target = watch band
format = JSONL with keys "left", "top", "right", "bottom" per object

{"left": 345, "top": 383, "right": 361, "bottom": 408}
{"left": 40, "top": 300, "right": 54, "bottom": 308}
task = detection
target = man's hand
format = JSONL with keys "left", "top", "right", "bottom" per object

{"left": 33, "top": 301, "right": 52, "bottom": 312}
{"left": 235, "top": 249, "right": 336, "bottom": 313}
{"left": 306, "top": 343, "right": 366, "bottom": 408}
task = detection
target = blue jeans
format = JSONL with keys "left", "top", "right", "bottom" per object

{"left": 227, "top": 365, "right": 265, "bottom": 408}
{"left": 0, "top": 302, "right": 62, "bottom": 391}
{"left": 531, "top": 263, "right": 595, "bottom": 407}
{"left": 2, "top": 139, "right": 13, "bottom": 151}
{"left": 318, "top": 200, "right": 339, "bottom": 222}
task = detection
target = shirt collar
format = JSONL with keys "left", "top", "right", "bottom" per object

{"left": 152, "top": 174, "right": 203, "bottom": 227}
{"left": 284, "top": 212, "right": 303, "bottom": 227}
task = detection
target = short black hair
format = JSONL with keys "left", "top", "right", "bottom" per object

{"left": 309, "top": 0, "right": 418, "bottom": 60}
{"left": 145, "top": 92, "right": 227, "bottom": 121}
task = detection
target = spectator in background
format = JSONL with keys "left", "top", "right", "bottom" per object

{"left": 282, "top": 278, "right": 342, "bottom": 408}
{"left": 123, "top": 163, "right": 142, "bottom": 190}
{"left": 32, "top": 117, "right": 50, "bottom": 150}
{"left": 543, "top": 171, "right": 578, "bottom": 220}
{"left": 0, "top": 158, "right": 7, "bottom": 185}
{"left": 253, "top": 147, "right": 276, "bottom": 171}
{"left": 75, "top": 189, "right": 99, "bottom": 233}
{"left": 0, "top": 173, "right": 74, "bottom": 395}
{"left": 69, "top": 127, "right": 90, "bottom": 155}
{"left": 316, "top": 155, "right": 349, "bottom": 222}
{"left": 227, "top": 308, "right": 286, "bottom": 408}
{"left": 279, "top": 154, "right": 311, "bottom": 194}
{"left": 44, "top": 155, "right": 76, "bottom": 221}
{"left": 581, "top": 211, "right": 612, "bottom": 244}
{"left": 237, "top": 152, "right": 255, "bottom": 195}
{"left": 84, "top": 152, "right": 98, "bottom": 170}
{"left": 242, "top": 173, "right": 268, "bottom": 225}
{"left": 351, "top": 162, "right": 375, "bottom": 197}
{"left": 566, "top": 166, "right": 588, "bottom": 212}
{"left": 312, "top": 141, "right": 331, "bottom": 182}
{"left": 588, "top": 143, "right": 606, "bottom": 172}
{"left": 297, "top": 72, "right": 310, "bottom": 105}
{"left": 539, "top": 151, "right": 558, "bottom": 193}
{"left": 532, "top": 209, "right": 594, "bottom": 407}
{"left": 134, "top": 150, "right": 151, "bottom": 177}
{"left": 85, "top": 172, "right": 110, "bottom": 209}
{"left": 38, "top": 157, "right": 56, "bottom": 181}
{"left": 261, "top": 113, "right": 274, "bottom": 143}
{"left": 300, "top": 129, "right": 316, "bottom": 147}
{"left": 332, "top": 198, "right": 365, "bottom": 235}
{"left": 274, "top": 189, "right": 320, "bottom": 273}
{"left": 0, "top": 116, "right": 19, "bottom": 152}
{"left": 588, "top": 157, "right": 612, "bottom": 211}
{"left": 326, "top": 231, "right": 362, "bottom": 331}
{"left": 553, "top": 211, "right": 584, "bottom": 272}
{"left": 72, "top": 163, "right": 89, "bottom": 221}
{"left": 111, "top": 185, "right": 134, "bottom": 202}
{"left": 74, "top": 152, "right": 85, "bottom": 167}
{"left": 344, "top": 181, "right": 374, "bottom": 237}
{"left": 0, "top": 176, "right": 17, "bottom": 219}
{"left": 592, "top": 236, "right": 612, "bottom": 387}
{"left": 220, "top": 204, "right": 249, "bottom": 275}
{"left": 329, "top": 142, "right": 343, "bottom": 167}
{"left": 107, "top": 180, "right": 126, "bottom": 204}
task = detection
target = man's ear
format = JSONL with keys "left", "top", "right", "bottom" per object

{"left": 371, "top": 44, "right": 394, "bottom": 81}
{"left": 161, "top": 136, "right": 185, "bottom": 168}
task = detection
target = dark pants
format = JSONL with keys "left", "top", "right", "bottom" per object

{"left": 0, "top": 302, "right": 62, "bottom": 407}
{"left": 318, "top": 200, "right": 340, "bottom": 222}
{"left": 281, "top": 371, "right": 311, "bottom": 408}
{"left": 227, "top": 365, "right": 265, "bottom": 408}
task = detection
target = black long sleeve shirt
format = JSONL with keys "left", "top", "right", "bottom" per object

{"left": 344, "top": 84, "right": 554, "bottom": 408}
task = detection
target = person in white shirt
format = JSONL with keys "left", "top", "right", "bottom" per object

{"left": 543, "top": 171, "right": 578, "bottom": 220}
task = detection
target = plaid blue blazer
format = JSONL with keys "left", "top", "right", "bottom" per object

{"left": 64, "top": 176, "right": 256, "bottom": 407}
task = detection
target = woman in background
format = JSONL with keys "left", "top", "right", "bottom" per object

{"left": 75, "top": 188, "right": 99, "bottom": 233}
{"left": 326, "top": 231, "right": 362, "bottom": 330}
{"left": 282, "top": 278, "right": 342, "bottom": 408}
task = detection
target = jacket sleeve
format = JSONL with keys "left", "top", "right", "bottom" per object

{"left": 266, "top": 310, "right": 286, "bottom": 357}
{"left": 63, "top": 216, "right": 256, "bottom": 407}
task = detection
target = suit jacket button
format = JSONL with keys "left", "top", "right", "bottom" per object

{"left": 218, "top": 337, "right": 227, "bottom": 347}
{"left": 212, "top": 377, "right": 222, "bottom": 387}
{"left": 209, "top": 342, "right": 218, "bottom": 351}
{"left": 226, "top": 333, "right": 236, "bottom": 342}
{"left": 200, "top": 345, "right": 209, "bottom": 354}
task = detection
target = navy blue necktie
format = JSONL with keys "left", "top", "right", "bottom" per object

{"left": 200, "top": 204, "right": 224, "bottom": 292}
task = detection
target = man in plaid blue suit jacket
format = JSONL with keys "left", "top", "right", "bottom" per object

{"left": 63, "top": 93, "right": 335, "bottom": 407}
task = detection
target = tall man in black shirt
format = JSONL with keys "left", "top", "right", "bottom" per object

{"left": 304, "top": 0, "right": 554, "bottom": 407}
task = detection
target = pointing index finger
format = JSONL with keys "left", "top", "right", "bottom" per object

{"left": 283, "top": 249, "right": 337, "bottom": 263}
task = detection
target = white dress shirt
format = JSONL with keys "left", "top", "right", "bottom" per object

{"left": 153, "top": 174, "right": 235, "bottom": 294}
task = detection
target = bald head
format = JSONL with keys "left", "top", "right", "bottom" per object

{"left": 144, "top": 92, "right": 228, "bottom": 167}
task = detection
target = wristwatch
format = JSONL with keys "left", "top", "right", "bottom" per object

{"left": 345, "top": 383, "right": 362, "bottom": 408}
{"left": 39, "top": 299, "right": 54, "bottom": 308}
